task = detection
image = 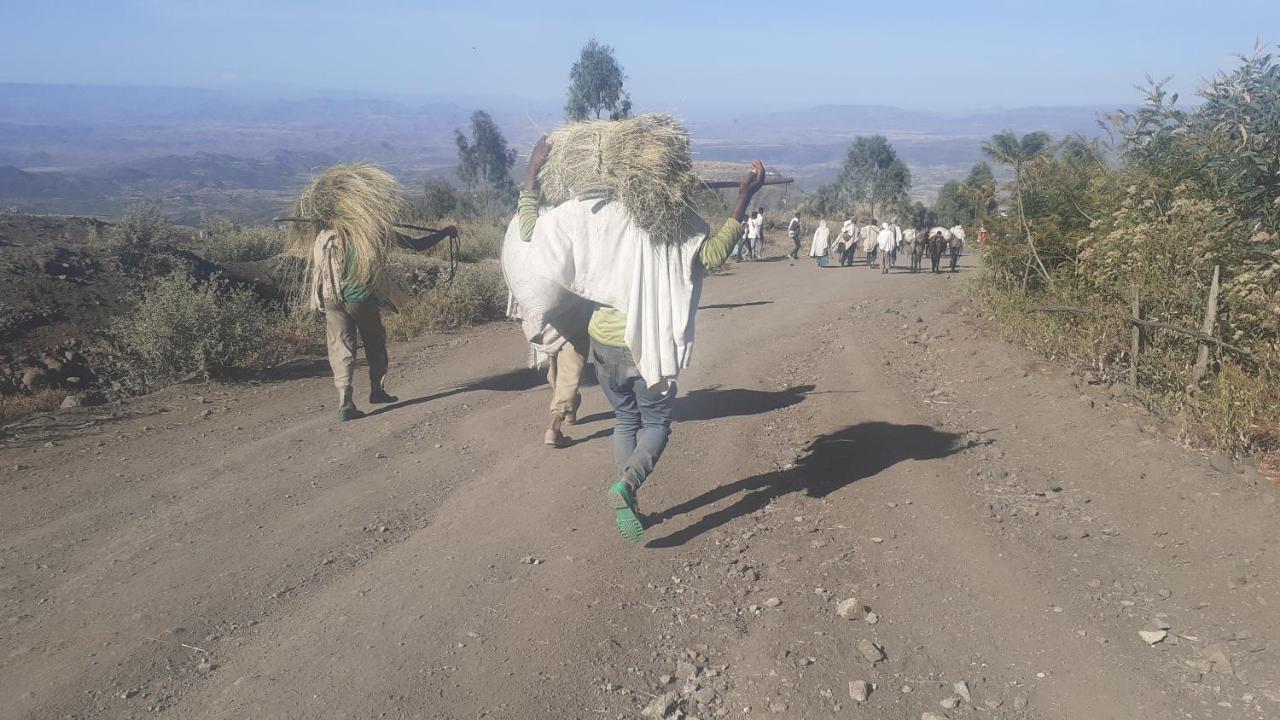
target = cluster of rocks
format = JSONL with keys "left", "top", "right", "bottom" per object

{"left": 640, "top": 651, "right": 729, "bottom": 720}
{"left": 0, "top": 340, "right": 101, "bottom": 402}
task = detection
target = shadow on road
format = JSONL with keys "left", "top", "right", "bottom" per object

{"left": 568, "top": 427, "right": 613, "bottom": 446}
{"left": 367, "top": 367, "right": 546, "bottom": 417}
{"left": 644, "top": 421, "right": 966, "bottom": 548}
{"left": 698, "top": 301, "right": 774, "bottom": 310}
{"left": 674, "top": 384, "right": 815, "bottom": 422}
{"left": 571, "top": 411, "right": 613, "bottom": 426}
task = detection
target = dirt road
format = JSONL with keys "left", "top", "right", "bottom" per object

{"left": 3, "top": 255, "right": 1278, "bottom": 720}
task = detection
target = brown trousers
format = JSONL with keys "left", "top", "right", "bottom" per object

{"left": 547, "top": 330, "right": 588, "bottom": 418}
{"left": 324, "top": 299, "right": 388, "bottom": 390}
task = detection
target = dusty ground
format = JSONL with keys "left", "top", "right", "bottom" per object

{"left": 2, "top": 254, "right": 1277, "bottom": 720}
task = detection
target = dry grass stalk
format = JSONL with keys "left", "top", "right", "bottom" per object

{"left": 539, "top": 113, "right": 699, "bottom": 243}
{"left": 285, "top": 163, "right": 402, "bottom": 290}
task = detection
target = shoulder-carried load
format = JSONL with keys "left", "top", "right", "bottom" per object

{"left": 538, "top": 113, "right": 700, "bottom": 243}
{"left": 285, "top": 163, "right": 403, "bottom": 291}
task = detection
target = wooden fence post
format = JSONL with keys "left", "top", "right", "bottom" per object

{"left": 1130, "top": 284, "right": 1141, "bottom": 386}
{"left": 1188, "top": 265, "right": 1222, "bottom": 393}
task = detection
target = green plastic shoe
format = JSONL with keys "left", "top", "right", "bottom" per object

{"left": 607, "top": 481, "right": 645, "bottom": 543}
{"left": 338, "top": 407, "right": 366, "bottom": 422}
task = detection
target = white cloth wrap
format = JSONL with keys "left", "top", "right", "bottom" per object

{"left": 501, "top": 197, "right": 709, "bottom": 388}
{"left": 809, "top": 224, "right": 830, "bottom": 256}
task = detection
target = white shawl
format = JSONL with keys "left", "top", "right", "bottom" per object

{"left": 809, "top": 222, "right": 830, "bottom": 257}
{"left": 502, "top": 197, "right": 709, "bottom": 388}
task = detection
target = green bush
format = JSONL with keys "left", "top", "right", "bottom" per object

{"left": 104, "top": 272, "right": 282, "bottom": 389}
{"left": 973, "top": 49, "right": 1280, "bottom": 455}
{"left": 384, "top": 263, "right": 507, "bottom": 339}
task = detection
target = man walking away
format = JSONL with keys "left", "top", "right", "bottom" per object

{"left": 928, "top": 229, "right": 947, "bottom": 273}
{"left": 295, "top": 164, "right": 458, "bottom": 422}
{"left": 809, "top": 219, "right": 831, "bottom": 265}
{"left": 756, "top": 207, "right": 767, "bottom": 259}
{"left": 888, "top": 221, "right": 903, "bottom": 268}
{"left": 839, "top": 219, "right": 857, "bottom": 266}
{"left": 787, "top": 212, "right": 802, "bottom": 259}
{"left": 744, "top": 211, "right": 762, "bottom": 261}
{"left": 876, "top": 222, "right": 895, "bottom": 274}
{"left": 862, "top": 219, "right": 879, "bottom": 268}
{"left": 948, "top": 230, "right": 964, "bottom": 272}
{"left": 511, "top": 126, "right": 769, "bottom": 543}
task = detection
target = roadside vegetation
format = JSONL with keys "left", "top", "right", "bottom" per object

{"left": 93, "top": 125, "right": 518, "bottom": 394}
{"left": 966, "top": 48, "right": 1280, "bottom": 456}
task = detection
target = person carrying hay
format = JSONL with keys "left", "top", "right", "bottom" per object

{"left": 503, "top": 114, "right": 768, "bottom": 543}
{"left": 287, "top": 163, "right": 457, "bottom": 422}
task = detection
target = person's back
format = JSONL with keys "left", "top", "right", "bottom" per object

{"left": 512, "top": 135, "right": 770, "bottom": 543}
{"left": 860, "top": 223, "right": 877, "bottom": 249}
{"left": 947, "top": 232, "right": 964, "bottom": 272}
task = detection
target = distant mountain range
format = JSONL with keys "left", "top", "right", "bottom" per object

{"left": 0, "top": 83, "right": 1131, "bottom": 221}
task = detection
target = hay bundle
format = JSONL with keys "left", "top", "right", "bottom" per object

{"left": 285, "top": 163, "right": 402, "bottom": 290}
{"left": 539, "top": 113, "right": 699, "bottom": 243}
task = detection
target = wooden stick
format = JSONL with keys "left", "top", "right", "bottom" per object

{"left": 696, "top": 175, "right": 793, "bottom": 188}
{"left": 1130, "top": 285, "right": 1141, "bottom": 386}
{"left": 390, "top": 221, "right": 443, "bottom": 234}
{"left": 1024, "top": 304, "right": 1253, "bottom": 359}
{"left": 1189, "top": 265, "right": 1222, "bottom": 390}
{"left": 272, "top": 216, "right": 441, "bottom": 234}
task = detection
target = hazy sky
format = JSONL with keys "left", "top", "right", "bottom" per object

{"left": 1, "top": 0, "right": 1275, "bottom": 110}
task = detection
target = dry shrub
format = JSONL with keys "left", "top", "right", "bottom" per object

{"left": 0, "top": 389, "right": 68, "bottom": 425}
{"left": 104, "top": 272, "right": 282, "bottom": 390}
{"left": 113, "top": 201, "right": 170, "bottom": 248}
{"left": 270, "top": 298, "right": 327, "bottom": 357}
{"left": 205, "top": 225, "right": 284, "bottom": 262}
{"left": 975, "top": 270, "right": 1129, "bottom": 380}
{"left": 1191, "top": 363, "right": 1280, "bottom": 454}
{"left": 455, "top": 220, "right": 504, "bottom": 262}
{"left": 383, "top": 263, "right": 507, "bottom": 340}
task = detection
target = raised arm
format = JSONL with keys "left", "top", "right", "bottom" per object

{"left": 518, "top": 136, "right": 552, "bottom": 242}
{"left": 700, "top": 160, "right": 768, "bottom": 270}
{"left": 396, "top": 225, "right": 458, "bottom": 252}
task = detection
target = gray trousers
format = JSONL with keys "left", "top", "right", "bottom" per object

{"left": 592, "top": 340, "right": 675, "bottom": 491}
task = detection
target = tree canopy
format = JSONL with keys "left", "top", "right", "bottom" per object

{"left": 565, "top": 39, "right": 632, "bottom": 121}
{"left": 454, "top": 110, "right": 517, "bottom": 215}
{"left": 935, "top": 161, "right": 998, "bottom": 226}
{"left": 802, "top": 135, "right": 911, "bottom": 219}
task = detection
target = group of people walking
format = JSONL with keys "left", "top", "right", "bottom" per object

{"left": 732, "top": 212, "right": 971, "bottom": 273}
{"left": 805, "top": 217, "right": 968, "bottom": 274}
{"left": 732, "top": 208, "right": 770, "bottom": 261}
